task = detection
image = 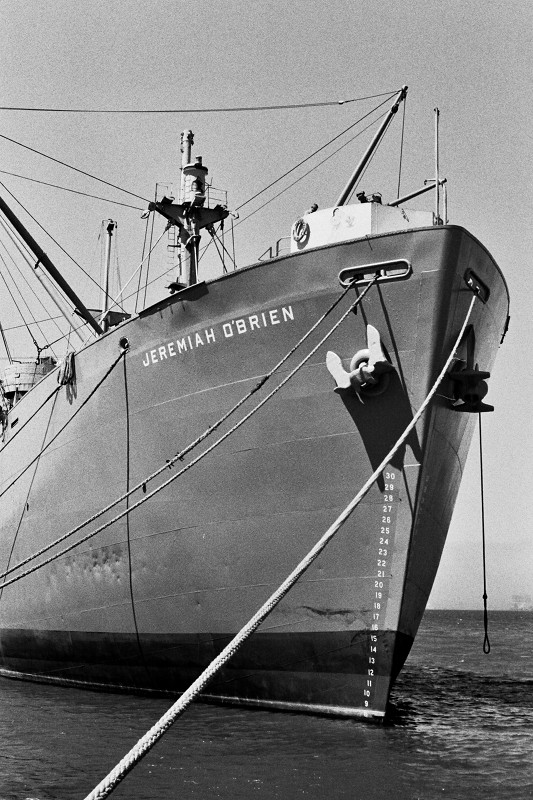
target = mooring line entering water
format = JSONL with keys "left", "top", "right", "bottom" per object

{"left": 82, "top": 295, "right": 477, "bottom": 800}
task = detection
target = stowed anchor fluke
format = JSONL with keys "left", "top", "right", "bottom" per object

{"left": 326, "top": 324, "right": 394, "bottom": 396}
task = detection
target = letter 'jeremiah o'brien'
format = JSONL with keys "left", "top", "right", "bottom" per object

{"left": 142, "top": 306, "right": 294, "bottom": 366}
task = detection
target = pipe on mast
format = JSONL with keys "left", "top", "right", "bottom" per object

{"left": 388, "top": 178, "right": 447, "bottom": 207}
{"left": 0, "top": 194, "right": 103, "bottom": 336}
{"left": 335, "top": 86, "right": 408, "bottom": 207}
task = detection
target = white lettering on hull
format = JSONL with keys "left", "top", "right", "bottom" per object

{"left": 142, "top": 307, "right": 294, "bottom": 366}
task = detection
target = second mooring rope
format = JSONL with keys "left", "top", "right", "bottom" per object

{"left": 83, "top": 295, "right": 477, "bottom": 800}
{"left": 0, "top": 276, "right": 367, "bottom": 585}
{"left": 0, "top": 278, "right": 377, "bottom": 592}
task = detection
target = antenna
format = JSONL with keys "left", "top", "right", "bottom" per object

{"left": 100, "top": 220, "right": 116, "bottom": 333}
{"left": 434, "top": 107, "right": 441, "bottom": 224}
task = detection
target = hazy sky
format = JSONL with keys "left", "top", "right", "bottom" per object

{"left": 0, "top": 0, "right": 531, "bottom": 609}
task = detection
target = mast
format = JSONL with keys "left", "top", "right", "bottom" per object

{"left": 335, "top": 86, "right": 408, "bottom": 207}
{"left": 0, "top": 319, "right": 13, "bottom": 364}
{"left": 148, "top": 133, "right": 229, "bottom": 289}
{"left": 0, "top": 194, "right": 103, "bottom": 336}
{"left": 179, "top": 130, "right": 194, "bottom": 286}
{"left": 434, "top": 107, "right": 441, "bottom": 223}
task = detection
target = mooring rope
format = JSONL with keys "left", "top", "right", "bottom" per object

{"left": 83, "top": 295, "right": 478, "bottom": 800}
{"left": 0, "top": 277, "right": 372, "bottom": 586}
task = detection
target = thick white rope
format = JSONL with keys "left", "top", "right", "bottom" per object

{"left": 83, "top": 295, "right": 477, "bottom": 800}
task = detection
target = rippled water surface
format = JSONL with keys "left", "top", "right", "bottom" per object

{"left": 1, "top": 611, "right": 532, "bottom": 799}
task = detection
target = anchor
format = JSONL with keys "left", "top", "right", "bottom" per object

{"left": 326, "top": 324, "right": 394, "bottom": 396}
{"left": 449, "top": 364, "right": 493, "bottom": 412}
{"left": 448, "top": 325, "right": 493, "bottom": 412}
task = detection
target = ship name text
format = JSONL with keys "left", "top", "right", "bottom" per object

{"left": 142, "top": 305, "right": 295, "bottom": 367}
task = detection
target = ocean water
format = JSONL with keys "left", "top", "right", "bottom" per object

{"left": 1, "top": 611, "right": 532, "bottom": 800}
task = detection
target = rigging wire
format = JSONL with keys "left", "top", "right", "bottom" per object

{"left": 0, "top": 181, "right": 127, "bottom": 314}
{"left": 396, "top": 93, "right": 407, "bottom": 199}
{"left": 0, "top": 391, "right": 59, "bottom": 603}
{"left": 0, "top": 91, "right": 399, "bottom": 114}
{"left": 205, "top": 228, "right": 226, "bottom": 273}
{"left": 0, "top": 251, "right": 47, "bottom": 357}
{"left": 0, "top": 133, "right": 148, "bottom": 202}
{"left": 0, "top": 170, "right": 144, "bottom": 210}
{"left": 42, "top": 316, "right": 92, "bottom": 350}
{"left": 1, "top": 93, "right": 397, "bottom": 316}
{"left": 0, "top": 350, "right": 125, "bottom": 505}
{"left": 0, "top": 314, "right": 85, "bottom": 355}
{"left": 344, "top": 112, "right": 397, "bottom": 204}
{"left": 134, "top": 212, "right": 152, "bottom": 314}
{"left": 0, "top": 221, "right": 66, "bottom": 344}
{"left": 0, "top": 91, "right": 401, "bottom": 320}
{"left": 0, "top": 316, "right": 62, "bottom": 332}
{"left": 196, "top": 227, "right": 216, "bottom": 265}
{"left": 208, "top": 227, "right": 236, "bottom": 272}
{"left": 235, "top": 92, "right": 396, "bottom": 212}
{"left": 104, "top": 228, "right": 167, "bottom": 317}
{"left": 0, "top": 200, "right": 97, "bottom": 346}
{"left": 122, "top": 110, "right": 390, "bottom": 310}
{"left": 142, "top": 197, "right": 157, "bottom": 308}
{"left": 233, "top": 107, "right": 390, "bottom": 230}
{"left": 0, "top": 256, "right": 61, "bottom": 357}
